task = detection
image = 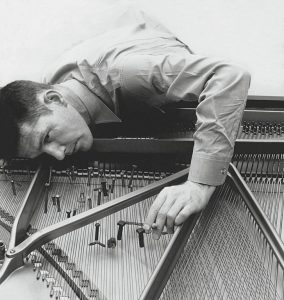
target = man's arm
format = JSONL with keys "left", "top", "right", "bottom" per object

{"left": 121, "top": 50, "right": 251, "bottom": 238}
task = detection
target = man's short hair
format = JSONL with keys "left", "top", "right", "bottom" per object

{"left": 0, "top": 80, "right": 52, "bottom": 158}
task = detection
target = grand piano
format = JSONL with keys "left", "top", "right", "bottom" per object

{"left": 0, "top": 1, "right": 284, "bottom": 299}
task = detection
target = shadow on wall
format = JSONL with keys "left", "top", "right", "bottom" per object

{"left": 0, "top": 0, "right": 283, "bottom": 96}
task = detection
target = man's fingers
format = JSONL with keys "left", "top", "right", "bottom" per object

{"left": 175, "top": 204, "right": 199, "bottom": 226}
{"left": 152, "top": 195, "right": 176, "bottom": 239}
{"left": 143, "top": 188, "right": 168, "bottom": 233}
{"left": 166, "top": 201, "right": 184, "bottom": 234}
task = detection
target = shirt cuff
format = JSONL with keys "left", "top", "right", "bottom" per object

{"left": 188, "top": 153, "right": 230, "bottom": 186}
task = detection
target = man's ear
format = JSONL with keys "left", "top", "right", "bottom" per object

{"left": 43, "top": 90, "right": 67, "bottom": 107}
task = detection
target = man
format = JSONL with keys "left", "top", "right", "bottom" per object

{"left": 0, "top": 8, "right": 250, "bottom": 239}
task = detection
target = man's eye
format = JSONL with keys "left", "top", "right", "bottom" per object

{"left": 44, "top": 133, "right": 50, "bottom": 143}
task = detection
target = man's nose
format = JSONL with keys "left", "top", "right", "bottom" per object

{"left": 43, "top": 143, "right": 66, "bottom": 160}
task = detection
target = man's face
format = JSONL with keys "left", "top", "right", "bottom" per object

{"left": 18, "top": 101, "right": 93, "bottom": 160}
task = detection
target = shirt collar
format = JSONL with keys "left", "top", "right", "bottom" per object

{"left": 59, "top": 79, "right": 121, "bottom": 125}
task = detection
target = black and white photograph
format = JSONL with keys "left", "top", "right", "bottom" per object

{"left": 0, "top": 0, "right": 283, "bottom": 299}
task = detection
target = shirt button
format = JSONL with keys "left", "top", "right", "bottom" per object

{"left": 221, "top": 168, "right": 227, "bottom": 175}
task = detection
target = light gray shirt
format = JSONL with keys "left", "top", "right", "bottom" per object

{"left": 43, "top": 8, "right": 250, "bottom": 186}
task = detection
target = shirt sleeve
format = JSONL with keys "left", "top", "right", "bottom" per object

{"left": 121, "top": 51, "right": 251, "bottom": 186}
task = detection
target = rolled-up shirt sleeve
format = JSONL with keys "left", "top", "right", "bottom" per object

{"left": 121, "top": 51, "right": 251, "bottom": 186}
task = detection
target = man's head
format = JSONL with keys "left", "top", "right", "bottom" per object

{"left": 0, "top": 80, "right": 93, "bottom": 160}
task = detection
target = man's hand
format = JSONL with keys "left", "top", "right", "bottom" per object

{"left": 143, "top": 180, "right": 216, "bottom": 239}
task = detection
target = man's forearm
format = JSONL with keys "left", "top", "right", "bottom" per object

{"left": 187, "top": 57, "right": 251, "bottom": 186}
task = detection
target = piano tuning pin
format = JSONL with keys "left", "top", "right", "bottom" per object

{"left": 71, "top": 165, "right": 76, "bottom": 181}
{"left": 117, "top": 220, "right": 126, "bottom": 241}
{"left": 36, "top": 269, "right": 41, "bottom": 280}
{"left": 66, "top": 210, "right": 71, "bottom": 218}
{"left": 78, "top": 192, "right": 85, "bottom": 207}
{"left": 48, "top": 166, "right": 53, "bottom": 183}
{"left": 95, "top": 223, "right": 100, "bottom": 241}
{"left": 11, "top": 180, "right": 16, "bottom": 196}
{"left": 52, "top": 196, "right": 57, "bottom": 206}
{"left": 110, "top": 178, "right": 115, "bottom": 193}
{"left": 92, "top": 160, "right": 99, "bottom": 169}
{"left": 80, "top": 192, "right": 85, "bottom": 201}
{"left": 44, "top": 183, "right": 49, "bottom": 214}
{"left": 33, "top": 261, "right": 42, "bottom": 272}
{"left": 121, "top": 171, "right": 126, "bottom": 187}
{"left": 136, "top": 228, "right": 145, "bottom": 248}
{"left": 101, "top": 178, "right": 108, "bottom": 196}
{"left": 56, "top": 195, "right": 61, "bottom": 213}
{"left": 40, "top": 270, "right": 49, "bottom": 282}
{"left": 128, "top": 164, "right": 138, "bottom": 188}
{"left": 97, "top": 189, "right": 102, "bottom": 206}
{"left": 87, "top": 167, "right": 92, "bottom": 186}
{"left": 88, "top": 197, "right": 92, "bottom": 209}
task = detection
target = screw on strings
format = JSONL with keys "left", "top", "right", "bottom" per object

{"left": 47, "top": 166, "right": 53, "bottom": 185}
{"left": 87, "top": 167, "right": 92, "bottom": 186}
{"left": 71, "top": 165, "right": 76, "bottom": 182}
{"left": 11, "top": 180, "right": 16, "bottom": 196}
{"left": 121, "top": 171, "right": 126, "bottom": 187}
{"left": 95, "top": 223, "right": 100, "bottom": 241}
{"left": 97, "top": 189, "right": 102, "bottom": 206}
{"left": 78, "top": 192, "right": 85, "bottom": 203}
{"left": 44, "top": 183, "right": 50, "bottom": 214}
{"left": 66, "top": 169, "right": 73, "bottom": 183}
{"left": 55, "top": 195, "right": 61, "bottom": 213}
{"left": 117, "top": 220, "right": 144, "bottom": 241}
{"left": 110, "top": 178, "right": 115, "bottom": 193}
{"left": 66, "top": 210, "right": 71, "bottom": 218}
{"left": 52, "top": 196, "right": 56, "bottom": 206}
{"left": 101, "top": 178, "right": 108, "bottom": 196}
{"left": 87, "top": 197, "right": 92, "bottom": 209}
{"left": 117, "top": 220, "right": 126, "bottom": 241}
{"left": 128, "top": 164, "right": 138, "bottom": 188}
{"left": 136, "top": 228, "right": 145, "bottom": 248}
